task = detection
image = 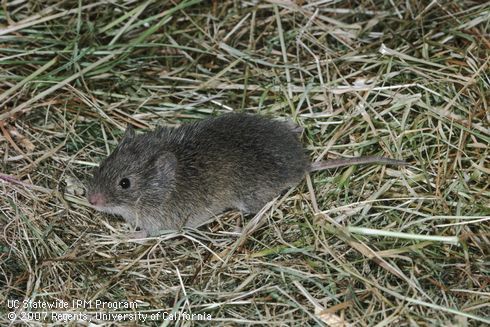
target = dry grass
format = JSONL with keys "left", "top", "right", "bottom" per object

{"left": 1, "top": 0, "right": 489, "bottom": 326}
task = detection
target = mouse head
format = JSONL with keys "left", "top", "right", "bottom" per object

{"left": 86, "top": 126, "right": 177, "bottom": 220}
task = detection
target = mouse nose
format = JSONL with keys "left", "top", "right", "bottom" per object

{"left": 88, "top": 193, "right": 106, "bottom": 206}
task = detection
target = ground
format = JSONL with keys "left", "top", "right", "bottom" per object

{"left": 1, "top": 1, "right": 489, "bottom": 326}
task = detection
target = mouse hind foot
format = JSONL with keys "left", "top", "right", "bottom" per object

{"left": 236, "top": 197, "right": 270, "bottom": 215}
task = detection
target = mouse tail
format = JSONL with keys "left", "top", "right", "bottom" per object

{"left": 309, "top": 156, "right": 408, "bottom": 172}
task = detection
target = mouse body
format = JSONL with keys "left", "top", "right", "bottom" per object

{"left": 87, "top": 113, "right": 406, "bottom": 235}
{"left": 87, "top": 113, "right": 310, "bottom": 234}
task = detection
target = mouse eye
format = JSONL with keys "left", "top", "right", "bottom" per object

{"left": 119, "top": 178, "right": 130, "bottom": 189}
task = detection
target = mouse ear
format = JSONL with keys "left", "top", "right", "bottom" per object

{"left": 120, "top": 125, "right": 135, "bottom": 144}
{"left": 154, "top": 152, "right": 177, "bottom": 182}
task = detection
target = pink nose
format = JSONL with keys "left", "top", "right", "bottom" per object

{"left": 88, "top": 193, "right": 106, "bottom": 206}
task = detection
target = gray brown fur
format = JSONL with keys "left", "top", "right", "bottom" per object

{"left": 86, "top": 113, "right": 406, "bottom": 235}
{"left": 87, "top": 114, "right": 308, "bottom": 234}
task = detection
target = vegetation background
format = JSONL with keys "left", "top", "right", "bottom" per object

{"left": 1, "top": 0, "right": 489, "bottom": 325}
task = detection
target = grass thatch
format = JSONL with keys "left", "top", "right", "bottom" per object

{"left": 1, "top": 0, "right": 489, "bottom": 325}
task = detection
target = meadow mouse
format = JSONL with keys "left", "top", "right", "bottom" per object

{"left": 86, "top": 114, "right": 406, "bottom": 236}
